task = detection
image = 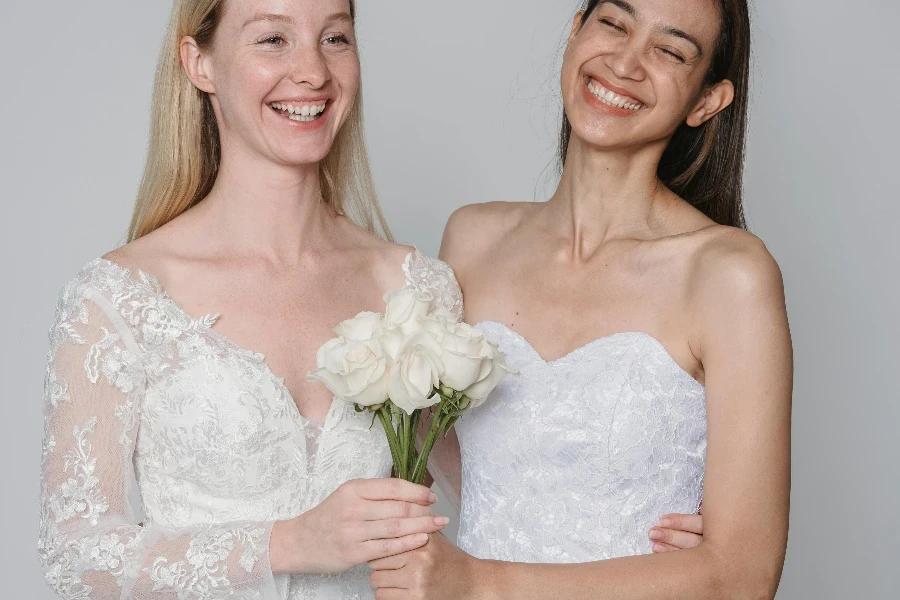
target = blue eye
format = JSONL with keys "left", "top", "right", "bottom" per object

{"left": 260, "top": 35, "right": 286, "bottom": 46}
{"left": 323, "top": 34, "right": 351, "bottom": 46}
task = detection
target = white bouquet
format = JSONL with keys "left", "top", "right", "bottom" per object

{"left": 307, "top": 289, "right": 514, "bottom": 483}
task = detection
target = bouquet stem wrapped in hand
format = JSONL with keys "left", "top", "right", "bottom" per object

{"left": 308, "top": 289, "right": 513, "bottom": 484}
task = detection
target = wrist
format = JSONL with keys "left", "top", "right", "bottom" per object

{"left": 270, "top": 517, "right": 306, "bottom": 575}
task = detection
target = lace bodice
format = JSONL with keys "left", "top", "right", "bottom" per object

{"left": 38, "top": 251, "right": 463, "bottom": 600}
{"left": 455, "top": 322, "right": 707, "bottom": 563}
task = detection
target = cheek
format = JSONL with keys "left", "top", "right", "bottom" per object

{"left": 333, "top": 55, "right": 361, "bottom": 98}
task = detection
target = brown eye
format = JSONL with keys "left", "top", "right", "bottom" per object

{"left": 598, "top": 18, "right": 626, "bottom": 33}
{"left": 660, "top": 48, "right": 686, "bottom": 63}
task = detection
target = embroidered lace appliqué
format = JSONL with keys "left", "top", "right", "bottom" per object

{"left": 39, "top": 252, "right": 464, "bottom": 600}
{"left": 455, "top": 322, "right": 707, "bottom": 563}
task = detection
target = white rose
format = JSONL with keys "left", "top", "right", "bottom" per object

{"left": 307, "top": 337, "right": 390, "bottom": 407}
{"left": 388, "top": 330, "right": 444, "bottom": 414}
{"left": 422, "top": 318, "right": 494, "bottom": 392}
{"left": 463, "top": 339, "right": 515, "bottom": 407}
{"left": 334, "top": 312, "right": 383, "bottom": 341}
{"left": 384, "top": 289, "right": 434, "bottom": 335}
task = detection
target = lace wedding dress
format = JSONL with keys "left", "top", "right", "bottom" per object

{"left": 38, "top": 251, "right": 463, "bottom": 600}
{"left": 432, "top": 321, "right": 707, "bottom": 563}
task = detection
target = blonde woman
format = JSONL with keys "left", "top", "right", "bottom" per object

{"left": 37, "top": 1, "right": 461, "bottom": 598}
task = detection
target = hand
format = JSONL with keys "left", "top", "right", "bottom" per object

{"left": 649, "top": 513, "right": 704, "bottom": 553}
{"left": 369, "top": 532, "right": 485, "bottom": 600}
{"left": 271, "top": 478, "right": 449, "bottom": 575}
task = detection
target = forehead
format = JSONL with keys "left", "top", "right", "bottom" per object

{"left": 595, "top": 0, "right": 721, "bottom": 46}
{"left": 221, "top": 0, "right": 353, "bottom": 26}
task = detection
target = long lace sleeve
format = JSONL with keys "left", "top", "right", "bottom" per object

{"left": 38, "top": 286, "right": 279, "bottom": 600}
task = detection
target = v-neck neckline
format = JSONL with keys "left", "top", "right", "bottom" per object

{"left": 96, "top": 252, "right": 417, "bottom": 425}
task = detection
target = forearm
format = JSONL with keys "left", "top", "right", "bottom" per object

{"left": 480, "top": 544, "right": 781, "bottom": 600}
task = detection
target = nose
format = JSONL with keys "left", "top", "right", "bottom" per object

{"left": 289, "top": 44, "right": 331, "bottom": 89}
{"left": 604, "top": 40, "right": 646, "bottom": 81}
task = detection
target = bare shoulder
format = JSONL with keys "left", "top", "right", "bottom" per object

{"left": 686, "top": 225, "right": 786, "bottom": 316}
{"left": 440, "top": 201, "right": 536, "bottom": 268}
{"left": 102, "top": 221, "right": 184, "bottom": 277}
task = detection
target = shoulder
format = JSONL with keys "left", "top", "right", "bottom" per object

{"left": 684, "top": 226, "right": 786, "bottom": 332}
{"left": 690, "top": 227, "right": 783, "bottom": 296}
{"left": 440, "top": 201, "right": 536, "bottom": 271}
{"left": 443, "top": 201, "right": 533, "bottom": 241}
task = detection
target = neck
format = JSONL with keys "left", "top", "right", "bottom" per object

{"left": 547, "top": 135, "right": 671, "bottom": 256}
{"left": 196, "top": 141, "right": 336, "bottom": 264}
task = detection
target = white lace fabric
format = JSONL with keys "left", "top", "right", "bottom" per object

{"left": 39, "top": 251, "right": 463, "bottom": 600}
{"left": 454, "top": 321, "right": 707, "bottom": 563}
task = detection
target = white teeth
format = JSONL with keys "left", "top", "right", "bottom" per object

{"left": 587, "top": 78, "right": 643, "bottom": 111}
{"left": 270, "top": 102, "right": 328, "bottom": 120}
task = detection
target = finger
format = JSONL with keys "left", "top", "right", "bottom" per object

{"left": 357, "top": 479, "right": 437, "bottom": 505}
{"left": 369, "top": 553, "right": 408, "bottom": 571}
{"left": 658, "top": 513, "right": 704, "bottom": 535}
{"left": 371, "top": 567, "right": 408, "bottom": 590}
{"left": 367, "top": 516, "right": 449, "bottom": 541}
{"left": 362, "top": 532, "right": 430, "bottom": 562}
{"left": 363, "top": 500, "right": 433, "bottom": 521}
{"left": 652, "top": 542, "right": 682, "bottom": 553}
{"left": 649, "top": 527, "right": 703, "bottom": 550}
{"left": 374, "top": 588, "right": 407, "bottom": 600}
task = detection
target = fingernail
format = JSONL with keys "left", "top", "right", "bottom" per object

{"left": 653, "top": 543, "right": 665, "bottom": 552}
{"left": 429, "top": 493, "right": 438, "bottom": 504}
{"left": 659, "top": 518, "right": 673, "bottom": 528}
{"left": 649, "top": 529, "right": 663, "bottom": 540}
{"left": 417, "top": 533, "right": 430, "bottom": 542}
{"left": 435, "top": 516, "right": 450, "bottom": 526}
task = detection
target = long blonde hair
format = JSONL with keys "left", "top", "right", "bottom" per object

{"left": 129, "top": 0, "right": 391, "bottom": 241}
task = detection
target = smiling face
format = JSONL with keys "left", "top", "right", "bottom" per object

{"left": 562, "top": 0, "right": 733, "bottom": 152}
{"left": 182, "top": 0, "right": 359, "bottom": 168}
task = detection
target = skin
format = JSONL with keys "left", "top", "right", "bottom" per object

{"left": 104, "top": 0, "right": 449, "bottom": 575}
{"left": 370, "top": 0, "right": 792, "bottom": 598}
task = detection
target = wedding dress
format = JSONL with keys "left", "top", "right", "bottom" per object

{"left": 38, "top": 251, "right": 463, "bottom": 600}
{"left": 432, "top": 321, "right": 707, "bottom": 563}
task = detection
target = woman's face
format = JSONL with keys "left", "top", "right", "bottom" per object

{"left": 561, "top": 0, "right": 730, "bottom": 152}
{"left": 185, "top": 0, "right": 360, "bottom": 168}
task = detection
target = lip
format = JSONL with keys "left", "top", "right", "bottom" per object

{"left": 586, "top": 75, "right": 647, "bottom": 106}
{"left": 267, "top": 96, "right": 333, "bottom": 105}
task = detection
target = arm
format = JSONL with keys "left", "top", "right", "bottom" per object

{"left": 371, "top": 237, "right": 792, "bottom": 600}
{"left": 39, "top": 291, "right": 280, "bottom": 599}
{"left": 39, "top": 289, "right": 448, "bottom": 599}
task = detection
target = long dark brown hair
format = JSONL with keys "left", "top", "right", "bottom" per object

{"left": 559, "top": 0, "right": 751, "bottom": 229}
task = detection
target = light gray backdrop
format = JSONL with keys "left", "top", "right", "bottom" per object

{"left": 1, "top": 1, "right": 897, "bottom": 597}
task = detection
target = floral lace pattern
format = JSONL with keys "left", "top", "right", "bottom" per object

{"left": 455, "top": 322, "right": 707, "bottom": 563}
{"left": 39, "top": 251, "right": 463, "bottom": 600}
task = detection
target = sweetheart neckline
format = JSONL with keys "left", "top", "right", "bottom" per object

{"left": 474, "top": 320, "right": 705, "bottom": 388}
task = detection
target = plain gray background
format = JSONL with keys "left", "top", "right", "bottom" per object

{"left": 1, "top": 0, "right": 897, "bottom": 596}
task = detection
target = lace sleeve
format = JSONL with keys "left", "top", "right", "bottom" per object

{"left": 403, "top": 250, "right": 464, "bottom": 323}
{"left": 38, "top": 285, "right": 279, "bottom": 600}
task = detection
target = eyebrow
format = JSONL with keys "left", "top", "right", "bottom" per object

{"left": 661, "top": 26, "right": 703, "bottom": 55}
{"left": 597, "top": 0, "right": 704, "bottom": 55}
{"left": 243, "top": 13, "right": 294, "bottom": 28}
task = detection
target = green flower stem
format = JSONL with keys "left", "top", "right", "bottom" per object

{"left": 377, "top": 407, "right": 404, "bottom": 478}
{"left": 411, "top": 397, "right": 451, "bottom": 485}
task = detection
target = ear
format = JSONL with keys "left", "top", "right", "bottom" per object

{"left": 569, "top": 11, "right": 586, "bottom": 43}
{"left": 686, "top": 79, "right": 735, "bottom": 127}
{"left": 180, "top": 36, "right": 216, "bottom": 94}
